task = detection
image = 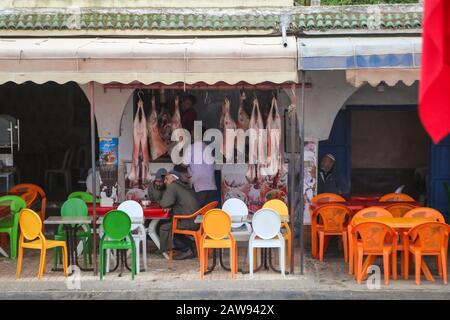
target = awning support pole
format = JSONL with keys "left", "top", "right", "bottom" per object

{"left": 90, "top": 81, "right": 98, "bottom": 276}
{"left": 299, "top": 71, "right": 306, "bottom": 275}
{"left": 289, "top": 90, "right": 296, "bottom": 275}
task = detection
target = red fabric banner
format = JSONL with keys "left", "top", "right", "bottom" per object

{"left": 419, "top": 0, "right": 450, "bottom": 144}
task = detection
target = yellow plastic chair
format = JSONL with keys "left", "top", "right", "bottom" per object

{"left": 16, "top": 209, "right": 68, "bottom": 279}
{"left": 199, "top": 209, "right": 237, "bottom": 279}
{"left": 262, "top": 199, "right": 292, "bottom": 268}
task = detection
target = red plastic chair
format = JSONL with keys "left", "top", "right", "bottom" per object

{"left": 379, "top": 193, "right": 415, "bottom": 202}
{"left": 403, "top": 207, "right": 445, "bottom": 223}
{"left": 385, "top": 203, "right": 417, "bottom": 218}
{"left": 311, "top": 193, "right": 346, "bottom": 205}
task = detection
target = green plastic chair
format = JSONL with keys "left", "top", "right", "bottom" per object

{"left": 100, "top": 210, "right": 136, "bottom": 280}
{"left": 53, "top": 198, "right": 93, "bottom": 269}
{"left": 0, "top": 196, "right": 27, "bottom": 259}
{"left": 68, "top": 191, "right": 100, "bottom": 204}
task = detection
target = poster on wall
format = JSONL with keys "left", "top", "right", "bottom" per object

{"left": 99, "top": 138, "right": 119, "bottom": 203}
{"left": 221, "top": 163, "right": 288, "bottom": 213}
{"left": 303, "top": 141, "right": 318, "bottom": 224}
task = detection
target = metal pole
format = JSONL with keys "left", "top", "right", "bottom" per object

{"left": 289, "top": 90, "right": 296, "bottom": 275}
{"left": 299, "top": 71, "right": 306, "bottom": 275}
{"left": 90, "top": 81, "right": 98, "bottom": 276}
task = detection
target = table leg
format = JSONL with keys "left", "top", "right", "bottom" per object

{"left": 268, "top": 248, "right": 290, "bottom": 275}
{"left": 147, "top": 219, "right": 161, "bottom": 250}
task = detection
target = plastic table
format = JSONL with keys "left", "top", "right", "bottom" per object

{"left": 87, "top": 203, "right": 169, "bottom": 250}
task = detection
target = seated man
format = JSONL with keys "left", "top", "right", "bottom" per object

{"left": 148, "top": 169, "right": 200, "bottom": 260}
{"left": 318, "top": 154, "right": 350, "bottom": 196}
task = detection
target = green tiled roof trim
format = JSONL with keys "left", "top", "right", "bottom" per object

{"left": 0, "top": 5, "right": 422, "bottom": 32}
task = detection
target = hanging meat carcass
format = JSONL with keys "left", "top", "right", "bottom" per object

{"left": 237, "top": 92, "right": 250, "bottom": 131}
{"left": 129, "top": 98, "right": 150, "bottom": 187}
{"left": 262, "top": 96, "right": 282, "bottom": 178}
{"left": 147, "top": 96, "right": 168, "bottom": 161}
{"left": 246, "top": 97, "right": 265, "bottom": 184}
{"left": 222, "top": 98, "right": 237, "bottom": 163}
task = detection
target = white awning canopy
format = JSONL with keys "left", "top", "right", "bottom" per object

{"left": 0, "top": 37, "right": 298, "bottom": 85}
{"left": 346, "top": 68, "right": 420, "bottom": 87}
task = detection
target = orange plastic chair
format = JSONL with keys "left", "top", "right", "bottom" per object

{"left": 379, "top": 193, "right": 415, "bottom": 202}
{"left": 352, "top": 222, "right": 398, "bottom": 285}
{"left": 199, "top": 209, "right": 237, "bottom": 279}
{"left": 16, "top": 209, "right": 68, "bottom": 279}
{"left": 348, "top": 207, "right": 393, "bottom": 275}
{"left": 10, "top": 184, "right": 47, "bottom": 227}
{"left": 171, "top": 201, "right": 218, "bottom": 260}
{"left": 385, "top": 203, "right": 417, "bottom": 218}
{"left": 262, "top": 199, "right": 291, "bottom": 268}
{"left": 403, "top": 207, "right": 445, "bottom": 223}
{"left": 404, "top": 222, "right": 450, "bottom": 285}
{"left": 311, "top": 193, "right": 346, "bottom": 205}
{"left": 312, "top": 203, "right": 353, "bottom": 262}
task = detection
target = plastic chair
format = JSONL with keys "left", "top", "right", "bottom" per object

{"left": 53, "top": 198, "right": 92, "bottom": 270}
{"left": 9, "top": 184, "right": 47, "bottom": 224}
{"left": 404, "top": 222, "right": 450, "bottom": 285}
{"left": 352, "top": 222, "right": 397, "bottom": 285}
{"left": 199, "top": 209, "right": 237, "bottom": 279}
{"left": 403, "top": 207, "right": 446, "bottom": 223}
{"left": 99, "top": 210, "right": 136, "bottom": 280}
{"left": 16, "top": 209, "right": 68, "bottom": 279}
{"left": 311, "top": 193, "right": 346, "bottom": 205}
{"left": 68, "top": 191, "right": 100, "bottom": 203}
{"left": 19, "top": 191, "right": 38, "bottom": 209}
{"left": 394, "top": 185, "right": 405, "bottom": 193}
{"left": 379, "top": 193, "right": 415, "bottom": 202}
{"left": 222, "top": 198, "right": 252, "bottom": 234}
{"left": 385, "top": 203, "right": 417, "bottom": 218}
{"left": 312, "top": 203, "right": 352, "bottom": 262}
{"left": 44, "top": 148, "right": 74, "bottom": 195}
{"left": 171, "top": 201, "right": 218, "bottom": 260}
{"left": 0, "top": 196, "right": 26, "bottom": 259}
{"left": 262, "top": 199, "right": 291, "bottom": 268}
{"left": 249, "top": 208, "right": 285, "bottom": 277}
{"left": 117, "top": 200, "right": 146, "bottom": 273}
{"left": 348, "top": 207, "right": 393, "bottom": 275}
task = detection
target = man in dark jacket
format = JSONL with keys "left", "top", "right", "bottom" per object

{"left": 318, "top": 154, "right": 350, "bottom": 196}
{"left": 148, "top": 170, "right": 200, "bottom": 260}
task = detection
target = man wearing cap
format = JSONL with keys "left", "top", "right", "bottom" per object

{"left": 148, "top": 169, "right": 200, "bottom": 260}
{"left": 318, "top": 154, "right": 350, "bottom": 196}
{"left": 180, "top": 94, "right": 198, "bottom": 133}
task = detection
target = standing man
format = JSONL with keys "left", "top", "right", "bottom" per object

{"left": 180, "top": 94, "right": 198, "bottom": 133}
{"left": 148, "top": 170, "right": 200, "bottom": 260}
{"left": 318, "top": 154, "right": 350, "bottom": 196}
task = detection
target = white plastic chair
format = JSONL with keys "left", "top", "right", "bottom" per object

{"left": 394, "top": 185, "right": 405, "bottom": 193}
{"left": 115, "top": 200, "right": 147, "bottom": 273}
{"left": 222, "top": 198, "right": 252, "bottom": 237}
{"left": 248, "top": 208, "right": 285, "bottom": 277}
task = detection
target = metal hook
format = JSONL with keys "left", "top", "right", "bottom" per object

{"left": 137, "top": 90, "right": 144, "bottom": 102}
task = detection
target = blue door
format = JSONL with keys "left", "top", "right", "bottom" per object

{"left": 430, "top": 134, "right": 450, "bottom": 217}
{"left": 318, "top": 110, "right": 351, "bottom": 181}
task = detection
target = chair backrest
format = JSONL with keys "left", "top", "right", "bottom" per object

{"left": 68, "top": 191, "right": 98, "bottom": 203}
{"left": 252, "top": 208, "right": 281, "bottom": 240}
{"left": 20, "top": 191, "right": 38, "bottom": 208}
{"left": 352, "top": 222, "right": 396, "bottom": 252}
{"left": 202, "top": 209, "right": 231, "bottom": 240}
{"left": 0, "top": 195, "right": 26, "bottom": 215}
{"left": 403, "top": 207, "right": 445, "bottom": 223}
{"left": 19, "top": 208, "right": 43, "bottom": 241}
{"left": 313, "top": 203, "right": 352, "bottom": 233}
{"left": 198, "top": 201, "right": 219, "bottom": 216}
{"left": 61, "top": 198, "right": 88, "bottom": 218}
{"left": 102, "top": 210, "right": 132, "bottom": 241}
{"left": 407, "top": 222, "right": 450, "bottom": 253}
{"left": 222, "top": 198, "right": 248, "bottom": 228}
{"left": 311, "top": 193, "right": 346, "bottom": 205}
{"left": 118, "top": 200, "right": 144, "bottom": 231}
{"left": 385, "top": 203, "right": 417, "bottom": 218}
{"left": 379, "top": 193, "right": 415, "bottom": 202}
{"left": 9, "top": 184, "right": 46, "bottom": 220}
{"left": 353, "top": 207, "right": 393, "bottom": 219}
{"left": 263, "top": 199, "right": 288, "bottom": 219}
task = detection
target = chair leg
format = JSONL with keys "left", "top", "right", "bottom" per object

{"left": 349, "top": 232, "right": 354, "bottom": 275}
{"left": 441, "top": 249, "right": 447, "bottom": 284}
{"left": 249, "top": 245, "right": 254, "bottom": 278}
{"left": 383, "top": 253, "right": 390, "bottom": 285}
{"left": 10, "top": 231, "right": 17, "bottom": 260}
{"left": 415, "top": 253, "right": 421, "bottom": 285}
{"left": 436, "top": 255, "right": 443, "bottom": 277}
{"left": 62, "top": 245, "right": 68, "bottom": 276}
{"left": 38, "top": 249, "right": 46, "bottom": 279}
{"left": 392, "top": 250, "right": 397, "bottom": 281}
{"left": 342, "top": 232, "right": 348, "bottom": 263}
{"left": 142, "top": 233, "right": 147, "bottom": 272}
{"left": 356, "top": 250, "right": 363, "bottom": 285}
{"left": 200, "top": 247, "right": 205, "bottom": 279}
{"left": 318, "top": 231, "right": 325, "bottom": 262}
{"left": 280, "top": 243, "right": 285, "bottom": 277}
{"left": 131, "top": 246, "right": 136, "bottom": 280}
{"left": 404, "top": 248, "right": 409, "bottom": 280}
{"left": 82, "top": 238, "right": 88, "bottom": 270}
{"left": 134, "top": 237, "right": 140, "bottom": 274}
{"left": 16, "top": 244, "right": 23, "bottom": 278}
{"left": 100, "top": 247, "right": 104, "bottom": 280}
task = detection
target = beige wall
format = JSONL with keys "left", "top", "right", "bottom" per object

{"left": 1, "top": 0, "right": 293, "bottom": 8}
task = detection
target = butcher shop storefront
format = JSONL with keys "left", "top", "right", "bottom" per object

{"left": 0, "top": 36, "right": 305, "bottom": 273}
